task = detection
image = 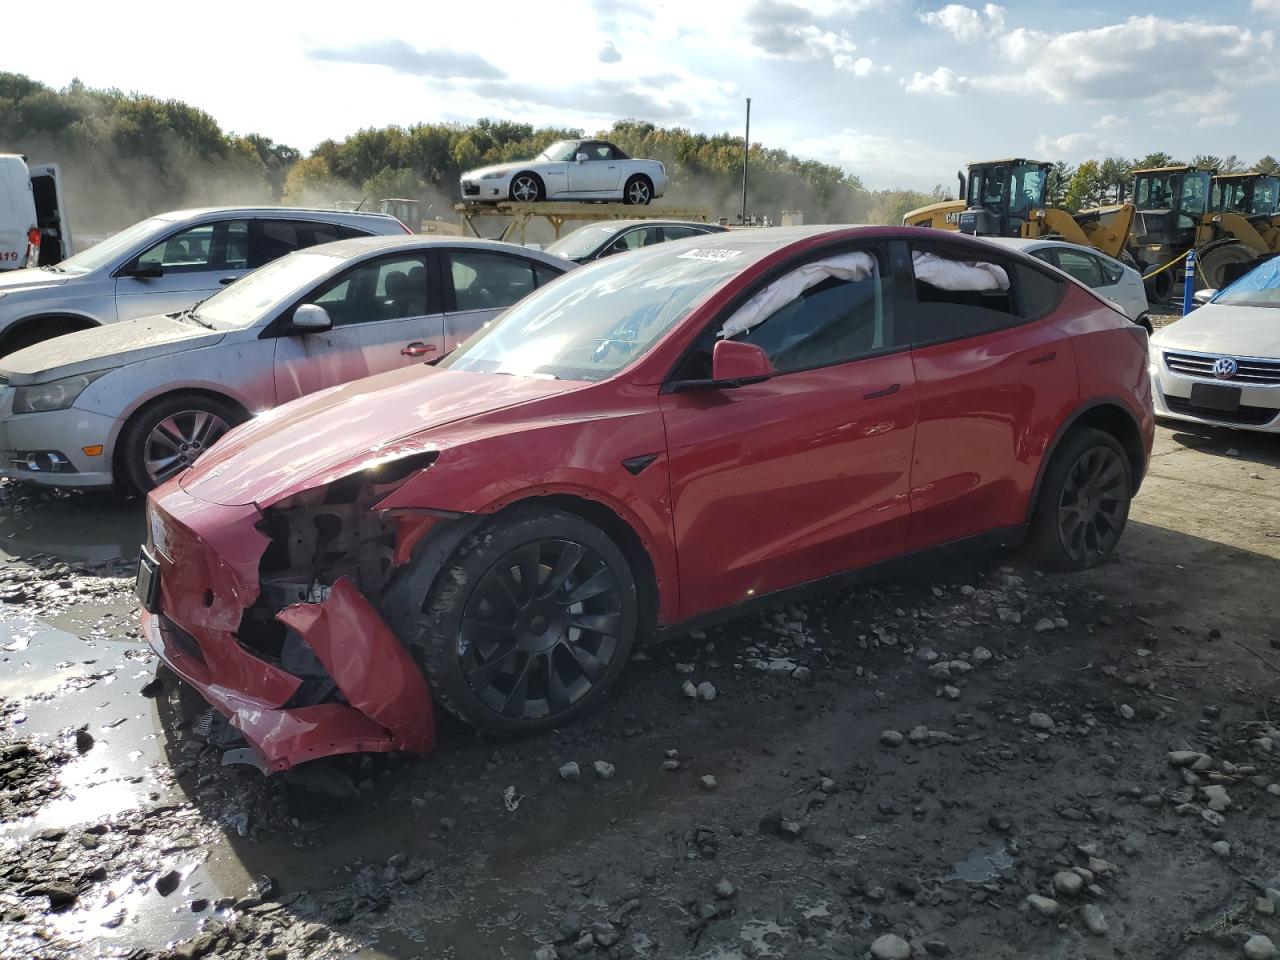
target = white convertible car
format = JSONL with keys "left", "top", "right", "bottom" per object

{"left": 460, "top": 139, "right": 668, "bottom": 206}
{"left": 1149, "top": 256, "right": 1280, "bottom": 433}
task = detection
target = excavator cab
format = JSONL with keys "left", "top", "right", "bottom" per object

{"left": 956, "top": 159, "right": 1052, "bottom": 238}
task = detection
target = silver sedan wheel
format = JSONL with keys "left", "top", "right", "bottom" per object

{"left": 144, "top": 410, "right": 230, "bottom": 485}
{"left": 511, "top": 175, "right": 541, "bottom": 203}
{"left": 626, "top": 179, "right": 651, "bottom": 205}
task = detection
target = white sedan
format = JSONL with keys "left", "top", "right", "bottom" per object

{"left": 0, "top": 236, "right": 570, "bottom": 492}
{"left": 988, "top": 238, "right": 1151, "bottom": 332}
{"left": 460, "top": 139, "right": 668, "bottom": 206}
{"left": 1149, "top": 256, "right": 1280, "bottom": 433}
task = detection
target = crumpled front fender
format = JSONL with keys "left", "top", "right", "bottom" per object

{"left": 276, "top": 577, "right": 435, "bottom": 754}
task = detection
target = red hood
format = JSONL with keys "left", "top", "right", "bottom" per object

{"left": 178, "top": 365, "right": 576, "bottom": 506}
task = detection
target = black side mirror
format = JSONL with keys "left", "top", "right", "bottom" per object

{"left": 127, "top": 261, "right": 164, "bottom": 279}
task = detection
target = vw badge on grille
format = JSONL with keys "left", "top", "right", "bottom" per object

{"left": 1213, "top": 356, "right": 1239, "bottom": 380}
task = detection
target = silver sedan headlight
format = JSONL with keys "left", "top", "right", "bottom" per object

{"left": 12, "top": 371, "right": 107, "bottom": 414}
{"left": 480, "top": 170, "right": 509, "bottom": 180}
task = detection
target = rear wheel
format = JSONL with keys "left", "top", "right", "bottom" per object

{"left": 623, "top": 176, "right": 653, "bottom": 206}
{"left": 119, "top": 393, "right": 241, "bottom": 494}
{"left": 412, "top": 506, "right": 638, "bottom": 735}
{"left": 1024, "top": 428, "right": 1132, "bottom": 572}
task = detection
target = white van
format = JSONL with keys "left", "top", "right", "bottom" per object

{"left": 0, "top": 155, "right": 73, "bottom": 271}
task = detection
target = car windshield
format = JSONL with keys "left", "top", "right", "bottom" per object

{"left": 51, "top": 217, "right": 169, "bottom": 274}
{"left": 544, "top": 224, "right": 623, "bottom": 260}
{"left": 1212, "top": 257, "right": 1280, "bottom": 309}
{"left": 197, "top": 251, "right": 344, "bottom": 328}
{"left": 537, "top": 140, "right": 580, "bottom": 162}
{"left": 440, "top": 244, "right": 756, "bottom": 382}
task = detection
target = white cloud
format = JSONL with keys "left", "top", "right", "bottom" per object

{"left": 1095, "top": 114, "right": 1127, "bottom": 130}
{"left": 789, "top": 127, "right": 963, "bottom": 190}
{"left": 1253, "top": 0, "right": 1280, "bottom": 13}
{"left": 1196, "top": 113, "right": 1240, "bottom": 128}
{"left": 903, "top": 66, "right": 971, "bottom": 95}
{"left": 920, "top": 4, "right": 1007, "bottom": 42}
{"left": 1034, "top": 132, "right": 1110, "bottom": 160}
{"left": 743, "top": 0, "right": 876, "bottom": 73}
{"left": 598, "top": 40, "right": 621, "bottom": 63}
{"left": 992, "top": 17, "right": 1273, "bottom": 106}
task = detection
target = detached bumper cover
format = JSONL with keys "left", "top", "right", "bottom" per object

{"left": 144, "top": 483, "right": 436, "bottom": 772}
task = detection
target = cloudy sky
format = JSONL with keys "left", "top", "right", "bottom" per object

{"left": 3, "top": 0, "right": 1277, "bottom": 189}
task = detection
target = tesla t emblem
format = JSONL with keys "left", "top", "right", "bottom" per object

{"left": 1212, "top": 357, "right": 1239, "bottom": 380}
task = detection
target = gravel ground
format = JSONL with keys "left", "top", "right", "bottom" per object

{"left": 1, "top": 420, "right": 1278, "bottom": 960}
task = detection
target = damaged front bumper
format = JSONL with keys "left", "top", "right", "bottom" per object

{"left": 142, "top": 483, "right": 437, "bottom": 773}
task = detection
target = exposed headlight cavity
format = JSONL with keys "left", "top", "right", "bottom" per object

{"left": 13, "top": 371, "right": 107, "bottom": 414}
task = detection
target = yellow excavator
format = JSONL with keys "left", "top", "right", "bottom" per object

{"left": 902, "top": 158, "right": 1134, "bottom": 260}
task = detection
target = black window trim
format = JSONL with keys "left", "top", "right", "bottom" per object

{"left": 903, "top": 238, "right": 1065, "bottom": 350}
{"left": 260, "top": 249, "right": 441, "bottom": 339}
{"left": 662, "top": 239, "right": 906, "bottom": 390}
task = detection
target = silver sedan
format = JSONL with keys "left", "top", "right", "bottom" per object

{"left": 0, "top": 235, "right": 570, "bottom": 492}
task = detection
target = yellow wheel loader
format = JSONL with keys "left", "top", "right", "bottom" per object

{"left": 903, "top": 158, "right": 1134, "bottom": 261}
{"left": 1128, "top": 166, "right": 1280, "bottom": 299}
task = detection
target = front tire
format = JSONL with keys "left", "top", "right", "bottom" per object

{"left": 412, "top": 506, "right": 638, "bottom": 736}
{"left": 118, "top": 393, "right": 241, "bottom": 494}
{"left": 1024, "top": 427, "right": 1132, "bottom": 572}
{"left": 509, "top": 173, "right": 544, "bottom": 204}
{"left": 623, "top": 176, "right": 653, "bottom": 206}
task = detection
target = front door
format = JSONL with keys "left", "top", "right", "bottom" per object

{"left": 114, "top": 219, "right": 251, "bottom": 322}
{"left": 567, "top": 143, "right": 622, "bottom": 195}
{"left": 272, "top": 252, "right": 445, "bottom": 403}
{"left": 660, "top": 247, "right": 917, "bottom": 617}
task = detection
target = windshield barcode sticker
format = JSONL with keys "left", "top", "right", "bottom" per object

{"left": 676, "top": 248, "right": 743, "bottom": 262}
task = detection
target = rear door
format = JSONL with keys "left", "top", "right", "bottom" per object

{"left": 272, "top": 252, "right": 444, "bottom": 403}
{"left": 660, "top": 243, "right": 917, "bottom": 616}
{"left": 114, "top": 218, "right": 251, "bottom": 321}
{"left": 905, "top": 242, "right": 1076, "bottom": 550}
{"left": 441, "top": 249, "right": 556, "bottom": 353}
{"left": 27, "top": 164, "right": 72, "bottom": 264}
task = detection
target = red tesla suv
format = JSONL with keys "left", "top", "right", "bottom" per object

{"left": 139, "top": 226, "right": 1154, "bottom": 772}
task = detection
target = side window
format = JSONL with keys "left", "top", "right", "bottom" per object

{"left": 254, "top": 220, "right": 300, "bottom": 267}
{"left": 1053, "top": 250, "right": 1105, "bottom": 288}
{"left": 1098, "top": 256, "right": 1125, "bottom": 285}
{"left": 662, "top": 225, "right": 704, "bottom": 242}
{"left": 309, "top": 256, "right": 428, "bottom": 326}
{"left": 1031, "top": 249, "right": 1056, "bottom": 267}
{"left": 448, "top": 251, "right": 537, "bottom": 312}
{"left": 1013, "top": 262, "right": 1065, "bottom": 318}
{"left": 585, "top": 142, "right": 613, "bottom": 161}
{"left": 909, "top": 247, "right": 1022, "bottom": 344}
{"left": 304, "top": 221, "right": 367, "bottom": 245}
{"left": 605, "top": 227, "right": 661, "bottom": 256}
{"left": 534, "top": 263, "right": 563, "bottom": 287}
{"left": 675, "top": 249, "right": 897, "bottom": 378}
{"left": 136, "top": 221, "right": 249, "bottom": 273}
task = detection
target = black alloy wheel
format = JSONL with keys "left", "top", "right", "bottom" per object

{"left": 1024, "top": 426, "right": 1132, "bottom": 571}
{"left": 413, "top": 506, "right": 638, "bottom": 735}
{"left": 1056, "top": 446, "right": 1128, "bottom": 564}
{"left": 460, "top": 538, "right": 623, "bottom": 720}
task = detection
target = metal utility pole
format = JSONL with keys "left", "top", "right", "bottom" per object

{"left": 740, "top": 97, "right": 751, "bottom": 224}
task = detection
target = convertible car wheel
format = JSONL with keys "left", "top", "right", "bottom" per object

{"left": 510, "top": 173, "right": 544, "bottom": 203}
{"left": 416, "top": 506, "right": 638, "bottom": 735}
{"left": 624, "top": 176, "right": 652, "bottom": 205}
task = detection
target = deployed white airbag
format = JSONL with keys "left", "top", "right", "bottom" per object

{"left": 719, "top": 251, "right": 878, "bottom": 339}
{"left": 912, "top": 251, "right": 1009, "bottom": 291}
